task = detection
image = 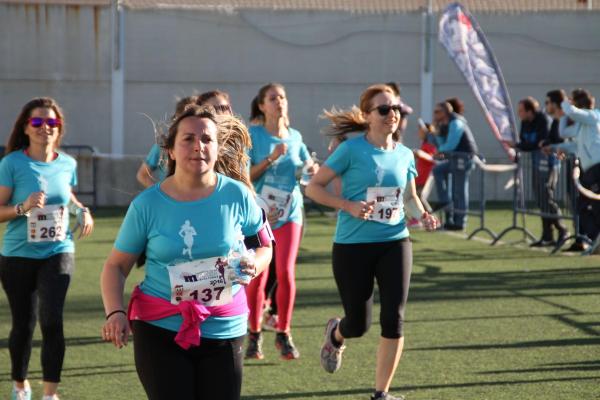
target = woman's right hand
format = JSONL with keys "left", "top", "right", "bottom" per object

{"left": 266, "top": 206, "right": 279, "bottom": 226}
{"left": 24, "top": 191, "right": 46, "bottom": 211}
{"left": 343, "top": 200, "right": 374, "bottom": 220}
{"left": 270, "top": 143, "right": 288, "bottom": 162}
{"left": 102, "top": 312, "right": 130, "bottom": 349}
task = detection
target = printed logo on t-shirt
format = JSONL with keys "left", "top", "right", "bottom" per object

{"left": 178, "top": 220, "right": 197, "bottom": 260}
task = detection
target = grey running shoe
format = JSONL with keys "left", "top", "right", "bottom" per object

{"left": 371, "top": 393, "right": 405, "bottom": 400}
{"left": 320, "top": 318, "right": 346, "bottom": 373}
{"left": 245, "top": 331, "right": 264, "bottom": 360}
{"left": 275, "top": 332, "right": 300, "bottom": 360}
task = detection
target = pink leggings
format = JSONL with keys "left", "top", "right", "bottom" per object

{"left": 246, "top": 221, "right": 302, "bottom": 333}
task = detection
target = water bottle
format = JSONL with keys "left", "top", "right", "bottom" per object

{"left": 300, "top": 151, "right": 318, "bottom": 186}
{"left": 228, "top": 238, "right": 255, "bottom": 285}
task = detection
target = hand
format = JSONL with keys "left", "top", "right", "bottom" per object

{"left": 266, "top": 206, "right": 279, "bottom": 226}
{"left": 73, "top": 209, "right": 94, "bottom": 239}
{"left": 24, "top": 191, "right": 46, "bottom": 211}
{"left": 102, "top": 312, "right": 130, "bottom": 349}
{"left": 306, "top": 163, "right": 319, "bottom": 176}
{"left": 344, "top": 200, "right": 375, "bottom": 220}
{"left": 421, "top": 212, "right": 439, "bottom": 231}
{"left": 270, "top": 143, "right": 288, "bottom": 161}
{"left": 234, "top": 258, "right": 257, "bottom": 286}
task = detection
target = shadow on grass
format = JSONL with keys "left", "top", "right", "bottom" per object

{"left": 241, "top": 376, "right": 600, "bottom": 399}
{"left": 409, "top": 337, "right": 600, "bottom": 352}
{"left": 0, "top": 336, "right": 105, "bottom": 350}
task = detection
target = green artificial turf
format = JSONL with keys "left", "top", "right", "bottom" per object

{"left": 1, "top": 208, "right": 598, "bottom": 399}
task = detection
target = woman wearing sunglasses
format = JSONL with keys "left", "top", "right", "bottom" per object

{"left": 306, "top": 84, "right": 438, "bottom": 400}
{"left": 101, "top": 106, "right": 272, "bottom": 400}
{"left": 0, "top": 97, "right": 94, "bottom": 400}
{"left": 245, "top": 83, "right": 318, "bottom": 360}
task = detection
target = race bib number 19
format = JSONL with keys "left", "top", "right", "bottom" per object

{"left": 366, "top": 187, "right": 402, "bottom": 225}
{"left": 168, "top": 256, "right": 233, "bottom": 306}
{"left": 27, "top": 204, "right": 68, "bottom": 243}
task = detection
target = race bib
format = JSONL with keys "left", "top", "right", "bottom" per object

{"left": 168, "top": 256, "right": 234, "bottom": 306}
{"left": 259, "top": 185, "right": 293, "bottom": 222}
{"left": 27, "top": 204, "right": 68, "bottom": 243}
{"left": 366, "top": 186, "right": 402, "bottom": 225}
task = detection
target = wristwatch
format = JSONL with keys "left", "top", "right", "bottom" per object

{"left": 15, "top": 203, "right": 29, "bottom": 217}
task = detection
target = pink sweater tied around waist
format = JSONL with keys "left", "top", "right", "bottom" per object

{"left": 127, "top": 286, "right": 248, "bottom": 349}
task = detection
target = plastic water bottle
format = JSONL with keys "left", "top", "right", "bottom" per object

{"left": 228, "top": 238, "right": 255, "bottom": 285}
{"left": 300, "top": 151, "right": 318, "bottom": 186}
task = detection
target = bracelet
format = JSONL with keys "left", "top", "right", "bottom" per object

{"left": 105, "top": 310, "right": 126, "bottom": 320}
{"left": 265, "top": 157, "right": 273, "bottom": 165}
{"left": 77, "top": 207, "right": 90, "bottom": 215}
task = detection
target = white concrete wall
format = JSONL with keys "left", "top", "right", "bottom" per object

{"left": 1, "top": 5, "right": 599, "bottom": 204}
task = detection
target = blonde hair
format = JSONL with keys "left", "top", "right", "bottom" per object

{"left": 322, "top": 84, "right": 395, "bottom": 137}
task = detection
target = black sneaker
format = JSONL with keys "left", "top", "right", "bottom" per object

{"left": 563, "top": 242, "right": 588, "bottom": 252}
{"left": 275, "top": 332, "right": 300, "bottom": 360}
{"left": 371, "top": 392, "right": 405, "bottom": 400}
{"left": 530, "top": 239, "right": 555, "bottom": 247}
{"left": 245, "top": 331, "right": 264, "bottom": 360}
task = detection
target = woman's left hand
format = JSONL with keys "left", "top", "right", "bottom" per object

{"left": 74, "top": 209, "right": 94, "bottom": 239}
{"left": 421, "top": 212, "right": 440, "bottom": 232}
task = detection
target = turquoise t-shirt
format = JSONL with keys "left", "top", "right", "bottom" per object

{"left": 0, "top": 150, "right": 77, "bottom": 258}
{"left": 249, "top": 125, "right": 310, "bottom": 229}
{"left": 325, "top": 135, "right": 417, "bottom": 244}
{"left": 114, "top": 174, "right": 262, "bottom": 339}
{"left": 144, "top": 144, "right": 167, "bottom": 181}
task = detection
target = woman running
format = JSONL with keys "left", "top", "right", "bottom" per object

{"left": 306, "top": 84, "right": 438, "bottom": 400}
{"left": 0, "top": 97, "right": 94, "bottom": 400}
{"left": 100, "top": 106, "right": 272, "bottom": 400}
{"left": 245, "top": 83, "right": 318, "bottom": 360}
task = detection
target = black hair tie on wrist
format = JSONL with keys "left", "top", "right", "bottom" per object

{"left": 105, "top": 310, "right": 126, "bottom": 320}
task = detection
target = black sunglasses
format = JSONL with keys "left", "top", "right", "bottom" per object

{"left": 370, "top": 104, "right": 403, "bottom": 116}
{"left": 213, "top": 104, "right": 232, "bottom": 114}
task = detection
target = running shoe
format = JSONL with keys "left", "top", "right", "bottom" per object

{"left": 263, "top": 313, "right": 278, "bottom": 332}
{"left": 11, "top": 384, "right": 31, "bottom": 400}
{"left": 371, "top": 392, "right": 405, "bottom": 400}
{"left": 245, "top": 331, "right": 264, "bottom": 360}
{"left": 275, "top": 332, "right": 300, "bottom": 360}
{"left": 320, "top": 318, "right": 346, "bottom": 373}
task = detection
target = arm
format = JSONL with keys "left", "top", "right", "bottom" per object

{"left": 562, "top": 100, "right": 600, "bottom": 125}
{"left": 249, "top": 143, "right": 287, "bottom": 181}
{"left": 136, "top": 162, "right": 156, "bottom": 188}
{"left": 403, "top": 179, "right": 438, "bottom": 231}
{"left": 437, "top": 120, "right": 464, "bottom": 152}
{"left": 0, "top": 186, "right": 45, "bottom": 223}
{"left": 70, "top": 192, "right": 94, "bottom": 238}
{"left": 100, "top": 248, "right": 138, "bottom": 348}
{"left": 305, "top": 165, "right": 373, "bottom": 219}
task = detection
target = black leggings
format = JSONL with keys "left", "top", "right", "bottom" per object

{"left": 0, "top": 253, "right": 73, "bottom": 382}
{"left": 132, "top": 321, "right": 245, "bottom": 400}
{"left": 332, "top": 238, "right": 412, "bottom": 339}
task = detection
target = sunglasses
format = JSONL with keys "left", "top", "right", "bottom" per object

{"left": 28, "top": 117, "right": 61, "bottom": 128}
{"left": 370, "top": 104, "right": 403, "bottom": 116}
{"left": 213, "top": 104, "right": 232, "bottom": 114}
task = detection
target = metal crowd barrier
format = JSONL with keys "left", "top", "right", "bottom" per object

{"left": 436, "top": 152, "right": 516, "bottom": 241}
{"left": 493, "top": 151, "right": 590, "bottom": 252}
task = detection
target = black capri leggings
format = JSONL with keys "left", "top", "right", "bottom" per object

{"left": 132, "top": 321, "right": 245, "bottom": 400}
{"left": 332, "top": 238, "right": 412, "bottom": 339}
{"left": 0, "top": 253, "right": 73, "bottom": 382}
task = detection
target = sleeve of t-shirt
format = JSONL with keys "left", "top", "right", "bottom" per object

{"left": 248, "top": 129, "right": 259, "bottom": 165}
{"left": 114, "top": 202, "right": 147, "bottom": 254}
{"left": 70, "top": 159, "right": 78, "bottom": 187}
{"left": 145, "top": 144, "right": 160, "bottom": 170}
{"left": 0, "top": 157, "right": 14, "bottom": 189}
{"left": 324, "top": 141, "right": 351, "bottom": 176}
{"left": 407, "top": 151, "right": 418, "bottom": 181}
{"left": 299, "top": 141, "right": 310, "bottom": 163}
{"left": 241, "top": 190, "right": 263, "bottom": 237}
{"left": 437, "top": 119, "right": 464, "bottom": 152}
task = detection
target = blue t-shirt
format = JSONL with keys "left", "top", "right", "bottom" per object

{"left": 114, "top": 174, "right": 262, "bottom": 338}
{"left": 0, "top": 150, "right": 77, "bottom": 258}
{"left": 145, "top": 144, "right": 167, "bottom": 181}
{"left": 249, "top": 125, "right": 310, "bottom": 229}
{"left": 325, "top": 135, "right": 417, "bottom": 244}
